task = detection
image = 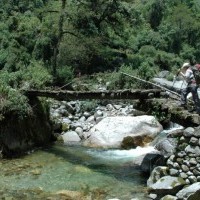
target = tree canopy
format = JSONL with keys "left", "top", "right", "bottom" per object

{"left": 0, "top": 0, "right": 200, "bottom": 87}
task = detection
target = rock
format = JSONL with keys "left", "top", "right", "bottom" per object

{"left": 55, "top": 190, "right": 83, "bottom": 199}
{"left": 75, "top": 127, "right": 83, "bottom": 138}
{"left": 157, "top": 71, "right": 170, "bottom": 78}
{"left": 121, "top": 135, "right": 153, "bottom": 149}
{"left": 86, "top": 116, "right": 95, "bottom": 124}
{"left": 141, "top": 153, "right": 166, "bottom": 174}
{"left": 148, "top": 193, "right": 157, "bottom": 199}
{"left": 0, "top": 98, "right": 53, "bottom": 157}
{"left": 160, "top": 195, "right": 177, "bottom": 200}
{"left": 94, "top": 110, "right": 103, "bottom": 118}
{"left": 176, "top": 182, "right": 200, "bottom": 200}
{"left": 185, "top": 145, "right": 200, "bottom": 156}
{"left": 154, "top": 139, "right": 176, "bottom": 157}
{"left": 149, "top": 176, "right": 186, "bottom": 197}
{"left": 62, "top": 131, "right": 81, "bottom": 144}
{"left": 83, "top": 116, "right": 163, "bottom": 148}
{"left": 183, "top": 127, "right": 195, "bottom": 137}
{"left": 147, "top": 166, "right": 169, "bottom": 187}
{"left": 193, "top": 126, "right": 200, "bottom": 137}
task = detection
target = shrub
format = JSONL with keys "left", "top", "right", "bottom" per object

{"left": 55, "top": 65, "right": 74, "bottom": 86}
{"left": 139, "top": 45, "right": 157, "bottom": 57}
{"left": 107, "top": 64, "right": 137, "bottom": 90}
{"left": 137, "top": 61, "right": 157, "bottom": 80}
{"left": 22, "top": 60, "right": 53, "bottom": 89}
{"left": 0, "top": 85, "right": 31, "bottom": 119}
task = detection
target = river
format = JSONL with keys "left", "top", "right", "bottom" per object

{"left": 0, "top": 144, "right": 152, "bottom": 200}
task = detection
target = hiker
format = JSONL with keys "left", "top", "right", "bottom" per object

{"left": 176, "top": 62, "right": 200, "bottom": 114}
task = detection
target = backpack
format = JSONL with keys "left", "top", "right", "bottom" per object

{"left": 192, "top": 64, "right": 200, "bottom": 85}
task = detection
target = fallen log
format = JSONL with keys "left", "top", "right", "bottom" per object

{"left": 23, "top": 89, "right": 162, "bottom": 101}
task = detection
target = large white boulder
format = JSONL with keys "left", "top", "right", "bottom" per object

{"left": 83, "top": 115, "right": 163, "bottom": 148}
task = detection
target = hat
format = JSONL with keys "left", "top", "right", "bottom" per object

{"left": 181, "top": 62, "right": 190, "bottom": 69}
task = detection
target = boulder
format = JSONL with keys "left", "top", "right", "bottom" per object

{"left": 154, "top": 138, "right": 177, "bottom": 157}
{"left": 147, "top": 166, "right": 169, "bottom": 187}
{"left": 62, "top": 131, "right": 81, "bottom": 144}
{"left": 140, "top": 153, "right": 166, "bottom": 174}
{"left": 176, "top": 182, "right": 200, "bottom": 200}
{"left": 149, "top": 176, "right": 186, "bottom": 197}
{"left": 83, "top": 115, "right": 163, "bottom": 148}
{"left": 0, "top": 97, "right": 53, "bottom": 157}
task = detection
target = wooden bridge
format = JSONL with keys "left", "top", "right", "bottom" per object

{"left": 24, "top": 88, "right": 200, "bottom": 127}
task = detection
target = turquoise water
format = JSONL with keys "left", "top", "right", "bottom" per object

{"left": 0, "top": 144, "right": 151, "bottom": 200}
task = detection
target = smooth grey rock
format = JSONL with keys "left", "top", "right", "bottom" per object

{"left": 183, "top": 127, "right": 195, "bottom": 137}
{"left": 193, "top": 126, "right": 200, "bottom": 137}
{"left": 148, "top": 193, "right": 157, "bottom": 199}
{"left": 62, "top": 131, "right": 81, "bottom": 143}
{"left": 189, "top": 137, "right": 199, "bottom": 145}
{"left": 149, "top": 176, "right": 186, "bottom": 196}
{"left": 160, "top": 195, "right": 177, "bottom": 200}
{"left": 84, "top": 116, "right": 163, "bottom": 148}
{"left": 185, "top": 145, "right": 200, "bottom": 156}
{"left": 169, "top": 169, "right": 179, "bottom": 176}
{"left": 154, "top": 139, "right": 176, "bottom": 157}
{"left": 176, "top": 182, "right": 200, "bottom": 199}
{"left": 147, "top": 166, "right": 169, "bottom": 187}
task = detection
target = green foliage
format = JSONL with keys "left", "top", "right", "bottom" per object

{"left": 0, "top": 0, "right": 200, "bottom": 89}
{"left": 80, "top": 100, "right": 98, "bottom": 112}
{"left": 139, "top": 45, "right": 157, "bottom": 57}
{"left": 107, "top": 64, "right": 136, "bottom": 90}
{"left": 151, "top": 102, "right": 170, "bottom": 122}
{"left": 55, "top": 65, "right": 74, "bottom": 86}
{"left": 155, "top": 51, "right": 181, "bottom": 71}
{"left": 137, "top": 61, "right": 157, "bottom": 81}
{"left": 22, "top": 60, "right": 53, "bottom": 89}
{"left": 0, "top": 85, "right": 31, "bottom": 119}
{"left": 180, "top": 44, "right": 196, "bottom": 63}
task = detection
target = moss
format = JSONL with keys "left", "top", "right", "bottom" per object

{"left": 62, "top": 123, "right": 70, "bottom": 132}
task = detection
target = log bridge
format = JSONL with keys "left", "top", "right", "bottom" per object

{"left": 24, "top": 89, "right": 162, "bottom": 101}
{"left": 23, "top": 89, "right": 200, "bottom": 127}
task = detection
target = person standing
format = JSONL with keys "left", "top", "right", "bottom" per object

{"left": 177, "top": 62, "right": 200, "bottom": 114}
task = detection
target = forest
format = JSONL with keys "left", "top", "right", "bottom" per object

{"left": 0, "top": 0, "right": 200, "bottom": 118}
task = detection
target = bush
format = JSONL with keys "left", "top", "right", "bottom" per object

{"left": 137, "top": 60, "right": 157, "bottom": 80}
{"left": 107, "top": 64, "right": 137, "bottom": 90}
{"left": 55, "top": 65, "right": 74, "bottom": 86}
{"left": 0, "top": 85, "right": 31, "bottom": 119}
{"left": 139, "top": 45, "right": 157, "bottom": 57}
{"left": 22, "top": 60, "right": 53, "bottom": 89}
{"left": 0, "top": 70, "right": 22, "bottom": 88}
{"left": 155, "top": 51, "right": 180, "bottom": 71}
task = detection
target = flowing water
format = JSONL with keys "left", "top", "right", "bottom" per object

{"left": 0, "top": 144, "right": 153, "bottom": 200}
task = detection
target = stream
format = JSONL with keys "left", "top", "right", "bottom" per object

{"left": 0, "top": 122, "right": 183, "bottom": 200}
{"left": 0, "top": 144, "right": 152, "bottom": 200}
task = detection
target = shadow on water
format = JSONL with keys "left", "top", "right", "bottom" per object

{"left": 43, "top": 143, "right": 146, "bottom": 185}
